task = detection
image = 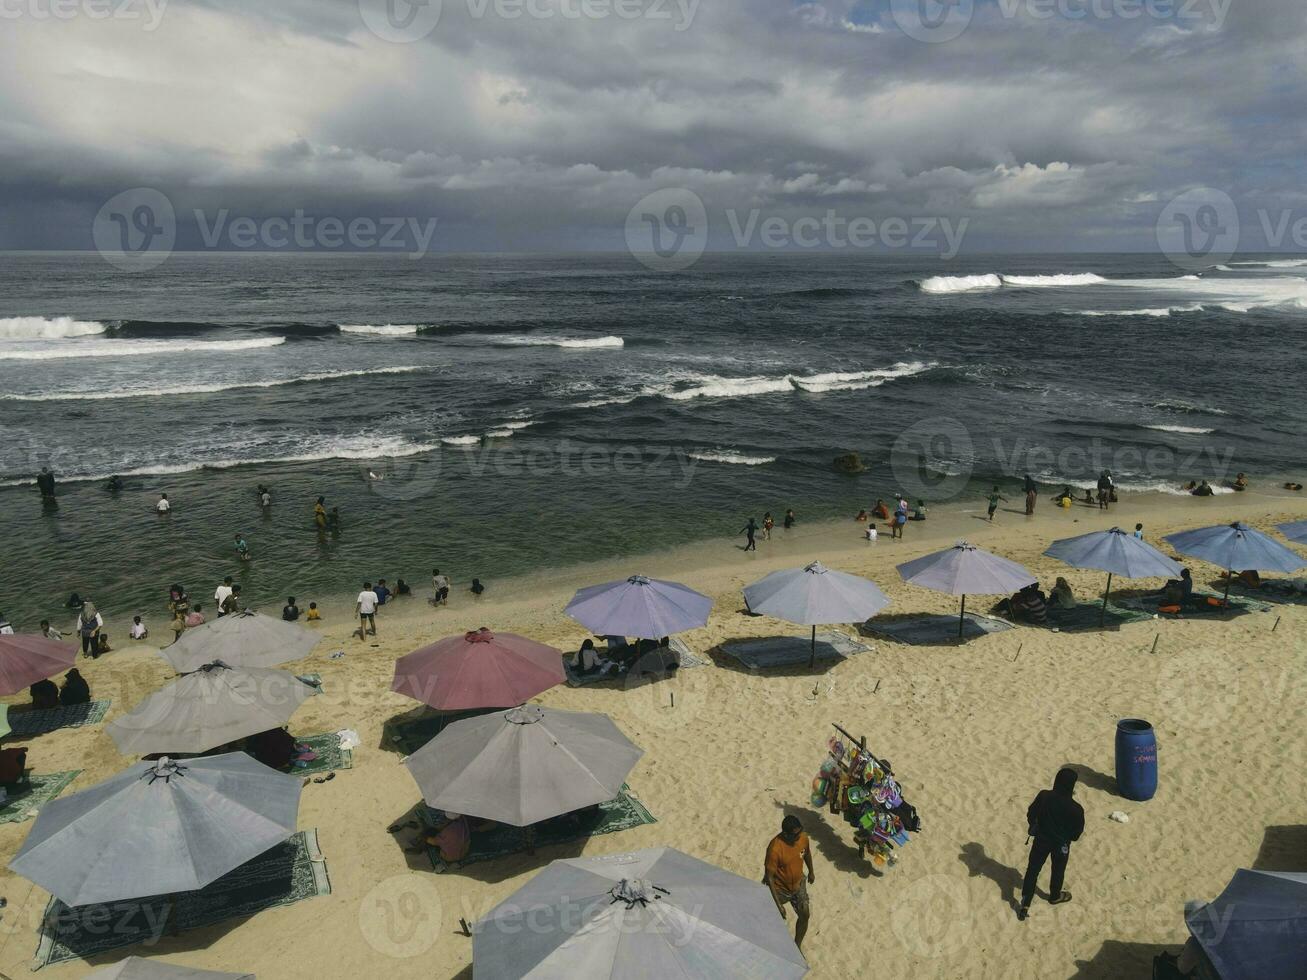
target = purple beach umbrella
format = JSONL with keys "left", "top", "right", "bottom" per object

{"left": 897, "top": 542, "right": 1036, "bottom": 638}
{"left": 565, "top": 575, "right": 712, "bottom": 640}
{"left": 1165, "top": 522, "right": 1307, "bottom": 601}
{"left": 1044, "top": 526, "right": 1182, "bottom": 625}
{"left": 743, "top": 561, "right": 890, "bottom": 667}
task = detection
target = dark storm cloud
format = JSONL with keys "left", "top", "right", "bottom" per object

{"left": 1, "top": 0, "right": 1305, "bottom": 252}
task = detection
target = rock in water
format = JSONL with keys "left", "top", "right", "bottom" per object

{"left": 833, "top": 452, "right": 866, "bottom": 474}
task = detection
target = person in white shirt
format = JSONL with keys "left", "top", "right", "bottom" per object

{"left": 214, "top": 577, "right": 234, "bottom": 616}
{"left": 1133, "top": 523, "right": 1145, "bottom": 540}
{"left": 40, "top": 620, "right": 62, "bottom": 640}
{"left": 130, "top": 616, "right": 149, "bottom": 640}
{"left": 356, "top": 581, "right": 379, "bottom": 640}
{"left": 156, "top": 493, "right": 171, "bottom": 514}
{"left": 0, "top": 614, "right": 13, "bottom": 635}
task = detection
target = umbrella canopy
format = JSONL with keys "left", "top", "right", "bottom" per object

{"left": 10, "top": 753, "right": 301, "bottom": 907}
{"left": 160, "top": 610, "right": 319, "bottom": 673}
{"left": 474, "top": 846, "right": 808, "bottom": 979}
{"left": 1045, "top": 527, "right": 1183, "bottom": 624}
{"left": 105, "top": 663, "right": 317, "bottom": 756}
{"left": 897, "top": 542, "right": 1036, "bottom": 638}
{"left": 743, "top": 561, "right": 890, "bottom": 667}
{"left": 1276, "top": 520, "right": 1307, "bottom": 545}
{"left": 1165, "top": 522, "right": 1307, "bottom": 575}
{"left": 1184, "top": 869, "right": 1307, "bottom": 980}
{"left": 391, "top": 628, "right": 564, "bottom": 711}
{"left": 565, "top": 575, "right": 712, "bottom": 639}
{"left": 404, "top": 704, "right": 642, "bottom": 826}
{"left": 84, "top": 958, "right": 256, "bottom": 979}
{"left": 0, "top": 634, "right": 77, "bottom": 696}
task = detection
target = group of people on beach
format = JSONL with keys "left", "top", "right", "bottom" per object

{"left": 740, "top": 509, "right": 797, "bottom": 550}
{"left": 856, "top": 495, "right": 923, "bottom": 540}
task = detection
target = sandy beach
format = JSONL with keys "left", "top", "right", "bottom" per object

{"left": 1, "top": 488, "right": 1304, "bottom": 979}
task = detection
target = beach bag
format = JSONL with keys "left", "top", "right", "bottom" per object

{"left": 892, "top": 800, "right": 921, "bottom": 833}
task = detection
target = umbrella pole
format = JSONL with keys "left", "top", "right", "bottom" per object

{"left": 809, "top": 625, "right": 817, "bottom": 669}
{"left": 958, "top": 595, "right": 966, "bottom": 639}
{"left": 1223, "top": 569, "right": 1232, "bottom": 606}
{"left": 1100, "top": 573, "right": 1112, "bottom": 626}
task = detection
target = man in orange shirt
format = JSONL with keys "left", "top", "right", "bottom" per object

{"left": 764, "top": 815, "right": 815, "bottom": 948}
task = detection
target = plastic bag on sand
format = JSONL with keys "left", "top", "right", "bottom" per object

{"left": 336, "top": 728, "right": 361, "bottom": 750}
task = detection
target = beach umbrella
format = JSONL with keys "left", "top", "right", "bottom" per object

{"left": 1277, "top": 520, "right": 1307, "bottom": 545}
{"left": 9, "top": 753, "right": 301, "bottom": 907}
{"left": 743, "top": 561, "right": 890, "bottom": 667}
{"left": 159, "top": 610, "right": 319, "bottom": 673}
{"left": 1044, "top": 526, "right": 1182, "bottom": 624}
{"left": 897, "top": 542, "right": 1036, "bottom": 638}
{"left": 391, "top": 628, "right": 564, "bottom": 711}
{"left": 104, "top": 662, "right": 317, "bottom": 756}
{"left": 565, "top": 575, "right": 712, "bottom": 640}
{"left": 474, "top": 846, "right": 807, "bottom": 979}
{"left": 404, "top": 704, "right": 642, "bottom": 826}
{"left": 1164, "top": 522, "right": 1307, "bottom": 601}
{"left": 83, "top": 957, "right": 256, "bottom": 979}
{"left": 0, "top": 634, "right": 77, "bottom": 696}
{"left": 1184, "top": 869, "right": 1307, "bottom": 980}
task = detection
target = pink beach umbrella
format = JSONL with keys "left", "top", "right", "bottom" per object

{"left": 392, "top": 628, "right": 565, "bottom": 711}
{"left": 0, "top": 634, "right": 77, "bottom": 696}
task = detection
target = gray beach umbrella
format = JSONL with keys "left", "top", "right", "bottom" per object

{"left": 565, "top": 575, "right": 713, "bottom": 639}
{"left": 743, "top": 561, "right": 890, "bottom": 667}
{"left": 83, "top": 958, "right": 255, "bottom": 979}
{"left": 1044, "top": 527, "right": 1182, "bottom": 624}
{"left": 473, "top": 846, "right": 807, "bottom": 979}
{"left": 1277, "top": 520, "right": 1307, "bottom": 545}
{"left": 1184, "top": 869, "right": 1307, "bottom": 980}
{"left": 9, "top": 753, "right": 301, "bottom": 907}
{"left": 105, "top": 662, "right": 317, "bottom": 756}
{"left": 160, "top": 610, "right": 320, "bottom": 673}
{"left": 1164, "top": 522, "right": 1307, "bottom": 601}
{"left": 404, "top": 704, "right": 643, "bottom": 827}
{"left": 897, "top": 542, "right": 1036, "bottom": 638}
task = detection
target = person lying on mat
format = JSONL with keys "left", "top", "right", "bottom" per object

{"left": 59, "top": 669, "right": 90, "bottom": 706}
{"left": 1049, "top": 578, "right": 1076, "bottom": 609}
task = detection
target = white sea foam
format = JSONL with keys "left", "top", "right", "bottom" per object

{"left": 1143, "top": 424, "right": 1216, "bottom": 434}
{"left": 0, "top": 316, "right": 107, "bottom": 340}
{"left": 0, "top": 366, "right": 424, "bottom": 402}
{"left": 667, "top": 361, "right": 935, "bottom": 401}
{"left": 1078, "top": 304, "right": 1204, "bottom": 317}
{"left": 497, "top": 335, "right": 624, "bottom": 349}
{"left": 441, "top": 435, "right": 482, "bottom": 446}
{"left": 1034, "top": 472, "right": 1234, "bottom": 496}
{"left": 1225, "top": 259, "right": 1307, "bottom": 268}
{"left": 1001, "top": 273, "right": 1108, "bottom": 287}
{"left": 919, "top": 274, "right": 1002, "bottom": 294}
{"left": 0, "top": 336, "right": 286, "bottom": 361}
{"left": 339, "top": 324, "right": 421, "bottom": 336}
{"left": 688, "top": 449, "right": 776, "bottom": 466}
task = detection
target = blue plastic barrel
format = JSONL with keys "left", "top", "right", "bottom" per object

{"left": 1115, "top": 718, "right": 1158, "bottom": 801}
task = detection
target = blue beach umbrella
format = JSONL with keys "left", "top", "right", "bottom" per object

{"left": 1164, "top": 522, "right": 1307, "bottom": 601}
{"left": 1044, "top": 527, "right": 1182, "bottom": 624}
{"left": 743, "top": 561, "right": 890, "bottom": 667}
{"left": 1277, "top": 520, "right": 1307, "bottom": 545}
{"left": 565, "top": 575, "right": 712, "bottom": 640}
{"left": 1184, "top": 869, "right": 1307, "bottom": 980}
{"left": 897, "top": 542, "right": 1036, "bottom": 638}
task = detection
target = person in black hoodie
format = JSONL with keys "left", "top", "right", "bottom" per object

{"left": 1017, "top": 767, "right": 1084, "bottom": 920}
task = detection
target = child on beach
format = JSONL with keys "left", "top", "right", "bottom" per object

{"left": 306, "top": 602, "right": 321, "bottom": 621}
{"left": 130, "top": 616, "right": 148, "bottom": 640}
{"left": 470, "top": 578, "right": 485, "bottom": 596}
{"left": 740, "top": 517, "right": 759, "bottom": 551}
{"left": 185, "top": 603, "right": 205, "bottom": 628}
{"left": 1133, "top": 523, "right": 1144, "bottom": 540}
{"left": 431, "top": 569, "right": 451, "bottom": 605}
{"left": 235, "top": 534, "right": 251, "bottom": 561}
{"left": 986, "top": 487, "right": 1006, "bottom": 521}
{"left": 356, "top": 582, "right": 379, "bottom": 640}
{"left": 784, "top": 509, "right": 796, "bottom": 529}
{"left": 763, "top": 512, "right": 774, "bottom": 540}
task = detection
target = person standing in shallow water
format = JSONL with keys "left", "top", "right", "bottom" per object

{"left": 1017, "top": 767, "right": 1084, "bottom": 920}
{"left": 740, "top": 517, "right": 758, "bottom": 551}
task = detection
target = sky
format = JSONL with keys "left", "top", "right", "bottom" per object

{"left": 1, "top": 0, "right": 1305, "bottom": 254}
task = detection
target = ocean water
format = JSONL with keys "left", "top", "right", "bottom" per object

{"left": 1, "top": 251, "right": 1303, "bottom": 625}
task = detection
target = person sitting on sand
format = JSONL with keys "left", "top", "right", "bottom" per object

{"left": 408, "top": 812, "right": 476, "bottom": 864}
{"left": 246, "top": 727, "right": 297, "bottom": 770}
{"left": 95, "top": 633, "right": 111, "bottom": 656}
{"left": 574, "top": 638, "right": 602, "bottom": 675}
{"left": 395, "top": 578, "right": 411, "bottom": 597}
{"left": 1056, "top": 486, "right": 1075, "bottom": 506}
{"left": 1191, "top": 480, "right": 1214, "bottom": 496}
{"left": 911, "top": 500, "right": 927, "bottom": 521}
{"left": 40, "top": 620, "right": 62, "bottom": 641}
{"left": 1049, "top": 578, "right": 1076, "bottom": 609}
{"left": 856, "top": 509, "right": 868, "bottom": 522}
{"left": 470, "top": 578, "right": 485, "bottom": 596}
{"left": 306, "top": 602, "right": 321, "bottom": 621}
{"left": 1285, "top": 482, "right": 1303, "bottom": 491}
{"left": 130, "top": 616, "right": 148, "bottom": 640}
{"left": 1163, "top": 568, "right": 1195, "bottom": 605}
{"left": 1231, "top": 472, "right": 1248, "bottom": 491}
{"left": 185, "top": 603, "right": 205, "bottom": 628}
{"left": 1219, "top": 569, "right": 1262, "bottom": 589}
{"left": 30, "top": 679, "right": 59, "bottom": 711}
{"left": 872, "top": 498, "right": 890, "bottom": 520}
{"left": 59, "top": 668, "right": 90, "bottom": 706}
{"left": 282, "top": 597, "right": 301, "bottom": 622}
{"left": 864, "top": 523, "right": 878, "bottom": 541}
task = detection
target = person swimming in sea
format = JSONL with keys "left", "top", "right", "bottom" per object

{"left": 314, "top": 496, "right": 327, "bottom": 530}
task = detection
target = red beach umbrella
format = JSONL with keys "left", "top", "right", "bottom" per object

{"left": 0, "top": 634, "right": 78, "bottom": 695}
{"left": 391, "top": 628, "right": 565, "bottom": 711}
